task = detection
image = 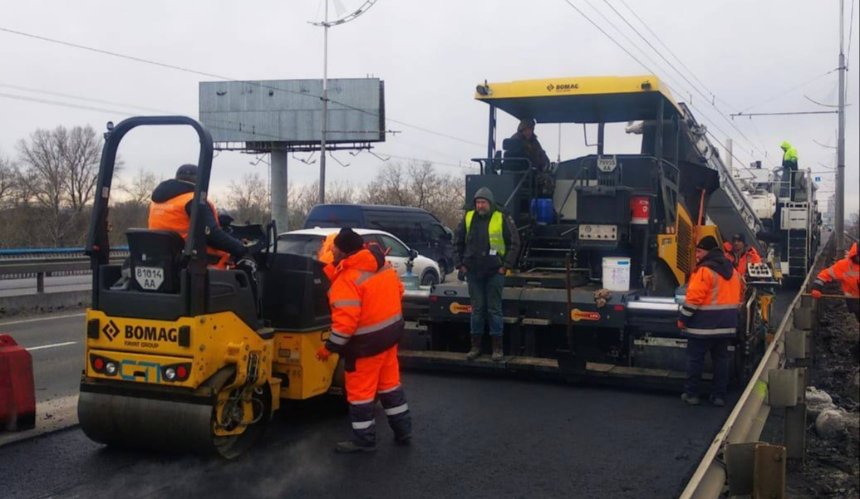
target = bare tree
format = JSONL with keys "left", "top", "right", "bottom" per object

{"left": 361, "top": 161, "right": 465, "bottom": 229}
{"left": 118, "top": 169, "right": 160, "bottom": 206}
{"left": 0, "top": 155, "right": 17, "bottom": 209}
{"left": 226, "top": 172, "right": 270, "bottom": 224}
{"left": 64, "top": 126, "right": 101, "bottom": 212}
{"left": 16, "top": 125, "right": 103, "bottom": 245}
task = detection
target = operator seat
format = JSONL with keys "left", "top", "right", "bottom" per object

{"left": 126, "top": 229, "right": 185, "bottom": 293}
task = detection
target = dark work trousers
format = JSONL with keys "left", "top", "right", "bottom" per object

{"left": 684, "top": 337, "right": 730, "bottom": 398}
{"left": 467, "top": 271, "right": 505, "bottom": 337}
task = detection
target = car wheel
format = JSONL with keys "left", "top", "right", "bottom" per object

{"left": 421, "top": 269, "right": 439, "bottom": 286}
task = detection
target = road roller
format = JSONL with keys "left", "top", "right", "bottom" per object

{"left": 78, "top": 116, "right": 339, "bottom": 458}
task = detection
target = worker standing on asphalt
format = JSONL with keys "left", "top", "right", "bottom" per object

{"left": 455, "top": 187, "right": 521, "bottom": 361}
{"left": 811, "top": 242, "right": 859, "bottom": 321}
{"left": 316, "top": 228, "right": 412, "bottom": 453}
{"left": 148, "top": 164, "right": 250, "bottom": 268}
{"left": 726, "top": 233, "right": 761, "bottom": 275}
{"left": 678, "top": 236, "right": 743, "bottom": 407}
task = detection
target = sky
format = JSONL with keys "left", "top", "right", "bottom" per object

{"left": 1, "top": 0, "right": 858, "bottom": 216}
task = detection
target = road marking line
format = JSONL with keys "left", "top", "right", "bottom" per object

{"left": 0, "top": 312, "right": 85, "bottom": 327}
{"left": 26, "top": 341, "right": 78, "bottom": 351}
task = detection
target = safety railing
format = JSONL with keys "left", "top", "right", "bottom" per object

{"left": 679, "top": 230, "right": 835, "bottom": 498}
{"left": 0, "top": 247, "right": 128, "bottom": 293}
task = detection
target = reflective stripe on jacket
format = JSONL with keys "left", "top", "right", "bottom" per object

{"left": 465, "top": 210, "right": 505, "bottom": 256}
{"left": 325, "top": 248, "right": 405, "bottom": 364}
{"left": 680, "top": 266, "right": 743, "bottom": 338}
{"left": 812, "top": 249, "right": 860, "bottom": 298}
{"left": 148, "top": 191, "right": 230, "bottom": 267}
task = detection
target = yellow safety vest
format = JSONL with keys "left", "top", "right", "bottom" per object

{"left": 465, "top": 210, "right": 506, "bottom": 256}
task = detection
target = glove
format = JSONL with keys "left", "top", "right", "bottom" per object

{"left": 316, "top": 345, "right": 332, "bottom": 361}
{"left": 811, "top": 289, "right": 822, "bottom": 300}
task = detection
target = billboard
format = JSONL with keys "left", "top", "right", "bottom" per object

{"left": 199, "top": 78, "right": 385, "bottom": 146}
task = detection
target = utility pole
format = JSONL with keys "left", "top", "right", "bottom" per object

{"left": 836, "top": 0, "right": 846, "bottom": 250}
{"left": 312, "top": 0, "right": 378, "bottom": 205}
{"left": 319, "top": 0, "right": 329, "bottom": 205}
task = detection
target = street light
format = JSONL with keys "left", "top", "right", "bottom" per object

{"left": 310, "top": 0, "right": 379, "bottom": 204}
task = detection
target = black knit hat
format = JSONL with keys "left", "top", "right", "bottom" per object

{"left": 731, "top": 233, "right": 745, "bottom": 243}
{"left": 334, "top": 227, "right": 364, "bottom": 254}
{"left": 175, "top": 164, "right": 198, "bottom": 183}
{"left": 696, "top": 236, "right": 719, "bottom": 251}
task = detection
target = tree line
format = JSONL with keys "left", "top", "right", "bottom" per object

{"left": 0, "top": 125, "right": 466, "bottom": 248}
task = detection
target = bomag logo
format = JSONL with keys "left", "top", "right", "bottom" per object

{"left": 102, "top": 320, "right": 120, "bottom": 341}
{"left": 570, "top": 308, "right": 601, "bottom": 322}
{"left": 124, "top": 325, "right": 179, "bottom": 343}
{"left": 547, "top": 82, "right": 579, "bottom": 92}
{"left": 449, "top": 302, "right": 473, "bottom": 315}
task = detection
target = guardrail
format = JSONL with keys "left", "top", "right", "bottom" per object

{"left": 680, "top": 231, "right": 838, "bottom": 498}
{"left": 0, "top": 248, "right": 128, "bottom": 293}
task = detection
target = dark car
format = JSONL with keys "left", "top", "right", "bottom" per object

{"left": 303, "top": 204, "right": 455, "bottom": 275}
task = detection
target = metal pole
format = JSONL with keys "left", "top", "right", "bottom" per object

{"left": 836, "top": 0, "right": 846, "bottom": 250}
{"left": 271, "top": 149, "right": 288, "bottom": 231}
{"left": 319, "top": 0, "right": 329, "bottom": 204}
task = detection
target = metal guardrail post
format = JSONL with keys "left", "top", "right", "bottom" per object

{"left": 36, "top": 272, "right": 44, "bottom": 294}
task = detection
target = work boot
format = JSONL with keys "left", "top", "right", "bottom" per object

{"left": 491, "top": 336, "right": 504, "bottom": 362}
{"left": 335, "top": 440, "right": 376, "bottom": 453}
{"left": 680, "top": 393, "right": 701, "bottom": 406}
{"left": 466, "top": 335, "right": 482, "bottom": 360}
{"left": 709, "top": 395, "right": 726, "bottom": 407}
{"left": 394, "top": 433, "right": 412, "bottom": 446}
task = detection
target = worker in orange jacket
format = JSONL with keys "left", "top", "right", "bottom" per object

{"left": 725, "top": 233, "right": 761, "bottom": 275}
{"left": 316, "top": 227, "right": 412, "bottom": 453}
{"left": 678, "top": 236, "right": 743, "bottom": 407}
{"left": 148, "top": 164, "right": 252, "bottom": 268}
{"left": 811, "top": 242, "right": 859, "bottom": 321}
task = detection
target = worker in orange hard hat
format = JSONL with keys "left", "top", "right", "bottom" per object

{"left": 811, "top": 242, "right": 859, "bottom": 321}
{"left": 316, "top": 227, "right": 412, "bottom": 453}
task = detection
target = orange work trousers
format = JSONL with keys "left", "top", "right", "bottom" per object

{"left": 345, "top": 345, "right": 401, "bottom": 404}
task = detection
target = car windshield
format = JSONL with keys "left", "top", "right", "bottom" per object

{"left": 277, "top": 234, "right": 324, "bottom": 258}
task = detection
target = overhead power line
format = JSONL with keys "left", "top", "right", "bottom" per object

{"left": 0, "top": 25, "right": 484, "bottom": 149}
{"left": 597, "top": 0, "right": 769, "bottom": 161}
{"left": 560, "top": 0, "right": 764, "bottom": 169}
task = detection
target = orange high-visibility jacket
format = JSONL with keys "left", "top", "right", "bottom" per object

{"left": 318, "top": 232, "right": 337, "bottom": 265}
{"left": 813, "top": 243, "right": 859, "bottom": 297}
{"left": 324, "top": 248, "right": 405, "bottom": 365}
{"left": 679, "top": 257, "right": 743, "bottom": 338}
{"left": 732, "top": 247, "right": 762, "bottom": 274}
{"left": 148, "top": 192, "right": 230, "bottom": 267}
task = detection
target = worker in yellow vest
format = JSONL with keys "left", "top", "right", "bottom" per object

{"left": 454, "top": 187, "right": 520, "bottom": 361}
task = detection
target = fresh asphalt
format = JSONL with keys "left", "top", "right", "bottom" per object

{"left": 0, "top": 287, "right": 798, "bottom": 498}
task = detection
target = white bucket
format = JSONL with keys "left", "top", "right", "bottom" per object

{"left": 602, "top": 257, "right": 631, "bottom": 291}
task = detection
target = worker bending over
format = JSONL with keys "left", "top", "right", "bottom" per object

{"left": 317, "top": 228, "right": 412, "bottom": 453}
{"left": 811, "top": 242, "right": 859, "bottom": 321}
{"left": 148, "top": 164, "right": 251, "bottom": 267}
{"left": 678, "top": 236, "right": 743, "bottom": 407}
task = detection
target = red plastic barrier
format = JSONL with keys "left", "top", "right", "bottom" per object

{"left": 0, "top": 334, "right": 36, "bottom": 431}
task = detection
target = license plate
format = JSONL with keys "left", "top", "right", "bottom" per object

{"left": 134, "top": 266, "right": 164, "bottom": 291}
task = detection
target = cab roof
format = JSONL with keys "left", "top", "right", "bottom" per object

{"left": 474, "top": 75, "right": 681, "bottom": 124}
